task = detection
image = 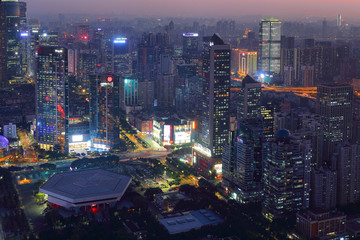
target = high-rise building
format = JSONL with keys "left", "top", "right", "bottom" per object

{"left": 113, "top": 37, "right": 132, "bottom": 76}
{"left": 238, "top": 50, "right": 257, "bottom": 77}
{"left": 182, "top": 33, "right": 199, "bottom": 59}
{"left": 238, "top": 75, "right": 262, "bottom": 120}
{"left": 77, "top": 25, "right": 90, "bottom": 42}
{"left": 36, "top": 46, "right": 69, "bottom": 152}
{"left": 2, "top": 0, "right": 25, "bottom": 83}
{"left": 337, "top": 14, "right": 342, "bottom": 27}
{"left": 336, "top": 143, "right": 360, "bottom": 206}
{"left": 317, "top": 84, "right": 353, "bottom": 165}
{"left": 120, "top": 77, "right": 138, "bottom": 110}
{"left": 89, "top": 74, "right": 120, "bottom": 151}
{"left": 263, "top": 129, "right": 309, "bottom": 221}
{"left": 258, "top": 19, "right": 281, "bottom": 75}
{"left": 222, "top": 119, "right": 264, "bottom": 203}
{"left": 0, "top": 1, "right": 7, "bottom": 88}
{"left": 310, "top": 168, "right": 337, "bottom": 210}
{"left": 199, "top": 34, "right": 230, "bottom": 159}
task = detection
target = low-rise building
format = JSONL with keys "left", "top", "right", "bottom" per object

{"left": 296, "top": 209, "right": 346, "bottom": 239}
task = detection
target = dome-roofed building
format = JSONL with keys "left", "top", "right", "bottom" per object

{"left": 0, "top": 135, "right": 9, "bottom": 149}
{"left": 275, "top": 129, "right": 291, "bottom": 139}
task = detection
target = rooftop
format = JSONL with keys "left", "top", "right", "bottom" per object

{"left": 159, "top": 209, "right": 223, "bottom": 234}
{"left": 40, "top": 169, "right": 131, "bottom": 204}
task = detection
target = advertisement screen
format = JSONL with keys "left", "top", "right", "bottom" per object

{"left": 174, "top": 131, "right": 191, "bottom": 144}
{"left": 214, "top": 164, "right": 222, "bottom": 174}
{"left": 164, "top": 125, "right": 171, "bottom": 142}
{"left": 72, "top": 135, "right": 83, "bottom": 142}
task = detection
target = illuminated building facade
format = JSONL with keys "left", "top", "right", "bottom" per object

{"left": 77, "top": 25, "right": 90, "bottom": 42}
{"left": 89, "top": 74, "right": 120, "bottom": 151}
{"left": 199, "top": 34, "right": 231, "bottom": 159}
{"left": 238, "top": 75, "right": 262, "bottom": 120}
{"left": 317, "top": 84, "right": 353, "bottom": 165}
{"left": 258, "top": 19, "right": 281, "bottom": 75}
{"left": 0, "top": 1, "right": 7, "bottom": 88}
{"left": 2, "top": 0, "right": 27, "bottom": 84}
{"left": 182, "top": 33, "right": 199, "bottom": 59}
{"left": 239, "top": 51, "right": 257, "bottom": 77}
{"left": 36, "top": 46, "right": 69, "bottom": 152}
{"left": 263, "top": 130, "right": 309, "bottom": 221}
{"left": 113, "top": 37, "right": 132, "bottom": 76}
{"left": 120, "top": 77, "right": 138, "bottom": 110}
{"left": 222, "top": 120, "right": 264, "bottom": 203}
{"left": 336, "top": 143, "right": 360, "bottom": 206}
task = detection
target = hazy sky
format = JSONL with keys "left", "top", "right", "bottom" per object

{"left": 28, "top": 0, "right": 360, "bottom": 20}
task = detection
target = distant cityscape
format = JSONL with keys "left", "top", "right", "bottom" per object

{"left": 1, "top": 0, "right": 360, "bottom": 239}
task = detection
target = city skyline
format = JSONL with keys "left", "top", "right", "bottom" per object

{"left": 27, "top": 0, "right": 360, "bottom": 21}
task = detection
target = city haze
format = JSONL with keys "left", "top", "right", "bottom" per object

{"left": 28, "top": 0, "right": 360, "bottom": 20}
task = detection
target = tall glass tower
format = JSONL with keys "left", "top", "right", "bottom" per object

{"left": 200, "top": 34, "right": 231, "bottom": 159}
{"left": 258, "top": 19, "right": 281, "bottom": 75}
{"left": 36, "top": 46, "right": 69, "bottom": 152}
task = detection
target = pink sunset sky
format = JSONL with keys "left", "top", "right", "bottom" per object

{"left": 28, "top": 0, "right": 360, "bottom": 20}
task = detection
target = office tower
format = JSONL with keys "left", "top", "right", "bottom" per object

{"left": 182, "top": 33, "right": 199, "bottom": 59}
{"left": 36, "top": 46, "right": 69, "bottom": 152}
{"left": 89, "top": 74, "right": 120, "bottom": 151}
{"left": 310, "top": 168, "right": 337, "bottom": 210}
{"left": 317, "top": 84, "right": 353, "bottom": 165}
{"left": 2, "top": 0, "right": 23, "bottom": 83}
{"left": 113, "top": 37, "right": 132, "bottom": 76}
{"left": 199, "top": 34, "right": 230, "bottom": 159}
{"left": 337, "top": 14, "right": 342, "bottom": 27}
{"left": 160, "top": 54, "right": 172, "bottom": 75}
{"left": 238, "top": 75, "right": 261, "bottom": 120}
{"left": 120, "top": 77, "right": 138, "bottom": 110}
{"left": 242, "top": 51, "right": 257, "bottom": 77}
{"left": 261, "top": 101, "right": 275, "bottom": 142}
{"left": 322, "top": 19, "right": 328, "bottom": 39}
{"left": 40, "top": 32, "right": 59, "bottom": 46}
{"left": 258, "top": 19, "right": 281, "bottom": 75}
{"left": 156, "top": 74, "right": 175, "bottom": 108}
{"left": 28, "top": 18, "right": 40, "bottom": 78}
{"left": 78, "top": 25, "right": 90, "bottom": 42}
{"left": 234, "top": 120, "right": 263, "bottom": 203}
{"left": 336, "top": 143, "right": 360, "bottom": 206}
{"left": 138, "top": 81, "right": 154, "bottom": 109}
{"left": 283, "top": 66, "right": 295, "bottom": 86}
{"left": 263, "top": 130, "right": 309, "bottom": 221}
{"left": 77, "top": 52, "right": 97, "bottom": 90}
{"left": 0, "top": 1, "right": 7, "bottom": 88}
{"left": 301, "top": 65, "right": 314, "bottom": 87}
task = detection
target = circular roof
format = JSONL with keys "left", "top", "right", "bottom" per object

{"left": 0, "top": 135, "right": 9, "bottom": 148}
{"left": 276, "top": 129, "right": 291, "bottom": 139}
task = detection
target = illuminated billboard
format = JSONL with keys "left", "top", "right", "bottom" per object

{"left": 72, "top": 135, "right": 83, "bottom": 142}
{"left": 163, "top": 125, "right": 171, "bottom": 142}
{"left": 174, "top": 131, "right": 191, "bottom": 145}
{"left": 183, "top": 33, "right": 199, "bottom": 37}
{"left": 152, "top": 121, "right": 161, "bottom": 141}
{"left": 113, "top": 37, "right": 127, "bottom": 44}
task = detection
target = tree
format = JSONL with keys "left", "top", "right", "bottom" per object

{"left": 144, "top": 188, "right": 163, "bottom": 201}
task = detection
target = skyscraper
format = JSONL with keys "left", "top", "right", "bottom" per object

{"left": 36, "top": 46, "right": 69, "bottom": 152}
{"left": 258, "top": 19, "right": 281, "bottom": 75}
{"left": 238, "top": 75, "right": 262, "bottom": 120}
{"left": 182, "top": 33, "right": 199, "bottom": 60}
{"left": 0, "top": 1, "right": 7, "bottom": 88}
{"left": 113, "top": 37, "right": 132, "bottom": 76}
{"left": 263, "top": 130, "right": 309, "bottom": 221}
{"left": 317, "top": 84, "right": 353, "bottom": 165}
{"left": 89, "top": 74, "right": 120, "bottom": 151}
{"left": 2, "top": 0, "right": 24, "bottom": 83}
{"left": 336, "top": 143, "right": 360, "bottom": 206}
{"left": 200, "top": 34, "right": 231, "bottom": 159}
